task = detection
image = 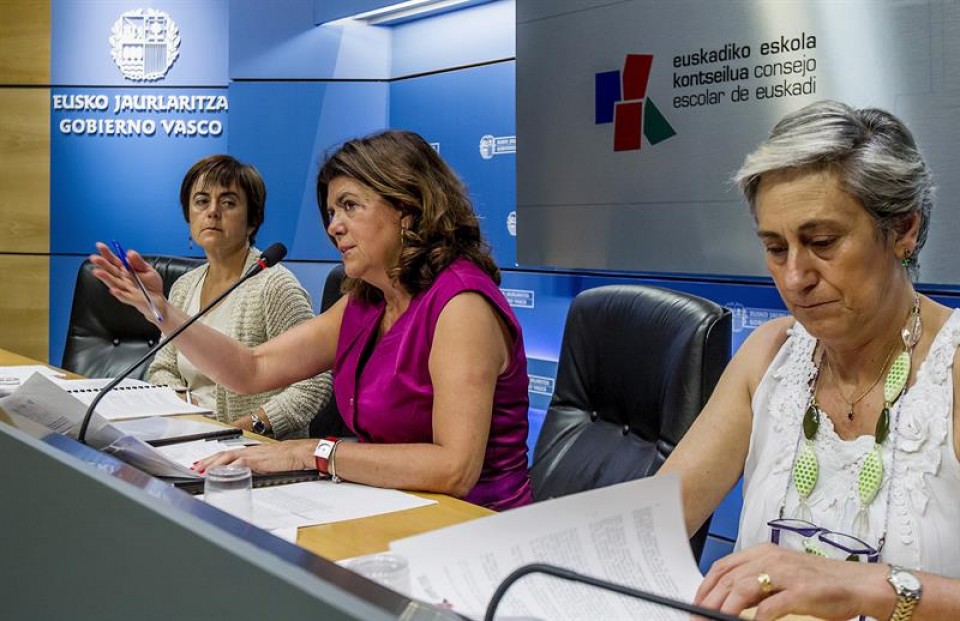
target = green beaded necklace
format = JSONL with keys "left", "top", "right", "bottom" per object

{"left": 791, "top": 294, "right": 921, "bottom": 539}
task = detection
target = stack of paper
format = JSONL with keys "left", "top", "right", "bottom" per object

{"left": 0, "top": 365, "right": 65, "bottom": 396}
{"left": 390, "top": 475, "right": 702, "bottom": 621}
{"left": 50, "top": 377, "right": 212, "bottom": 419}
{"left": 0, "top": 373, "right": 199, "bottom": 479}
{"left": 236, "top": 482, "right": 437, "bottom": 531}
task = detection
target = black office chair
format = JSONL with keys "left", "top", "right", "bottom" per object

{"left": 530, "top": 285, "right": 731, "bottom": 561}
{"left": 309, "top": 264, "right": 353, "bottom": 438}
{"left": 61, "top": 255, "right": 203, "bottom": 379}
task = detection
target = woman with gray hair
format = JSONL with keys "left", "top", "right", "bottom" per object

{"left": 661, "top": 100, "right": 960, "bottom": 620}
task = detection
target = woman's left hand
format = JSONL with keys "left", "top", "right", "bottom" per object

{"left": 194, "top": 439, "right": 316, "bottom": 474}
{"left": 695, "top": 543, "right": 892, "bottom": 621}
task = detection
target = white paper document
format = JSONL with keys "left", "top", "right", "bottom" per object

{"left": 208, "top": 480, "right": 437, "bottom": 531}
{"left": 114, "top": 415, "right": 255, "bottom": 444}
{"left": 51, "top": 377, "right": 211, "bottom": 420}
{"left": 114, "top": 415, "right": 226, "bottom": 440}
{"left": 389, "top": 475, "right": 702, "bottom": 621}
{"left": 156, "top": 438, "right": 249, "bottom": 467}
{"left": 0, "top": 373, "right": 199, "bottom": 479}
{"left": 0, "top": 365, "right": 65, "bottom": 382}
{"left": 0, "top": 365, "right": 65, "bottom": 396}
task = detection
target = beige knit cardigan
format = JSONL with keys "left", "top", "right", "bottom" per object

{"left": 147, "top": 248, "right": 331, "bottom": 439}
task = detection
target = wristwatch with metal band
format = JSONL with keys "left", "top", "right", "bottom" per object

{"left": 887, "top": 565, "right": 922, "bottom": 621}
{"left": 250, "top": 411, "right": 267, "bottom": 435}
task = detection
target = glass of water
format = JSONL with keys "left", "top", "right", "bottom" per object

{"left": 341, "top": 553, "right": 411, "bottom": 595}
{"left": 203, "top": 464, "right": 253, "bottom": 520}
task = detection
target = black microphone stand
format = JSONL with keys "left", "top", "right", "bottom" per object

{"left": 483, "top": 563, "right": 742, "bottom": 621}
{"left": 77, "top": 246, "right": 284, "bottom": 444}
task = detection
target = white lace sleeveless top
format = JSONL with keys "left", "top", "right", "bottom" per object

{"left": 736, "top": 310, "right": 960, "bottom": 576}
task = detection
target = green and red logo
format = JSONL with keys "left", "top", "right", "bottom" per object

{"left": 595, "top": 54, "right": 676, "bottom": 151}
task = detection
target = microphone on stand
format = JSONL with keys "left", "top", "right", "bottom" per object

{"left": 483, "top": 563, "right": 742, "bottom": 621}
{"left": 77, "top": 243, "right": 288, "bottom": 444}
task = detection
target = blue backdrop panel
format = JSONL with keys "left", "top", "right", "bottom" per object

{"left": 52, "top": 0, "right": 228, "bottom": 86}
{"left": 390, "top": 1, "right": 514, "bottom": 78}
{"left": 230, "top": 0, "right": 389, "bottom": 80}
{"left": 313, "top": 0, "right": 393, "bottom": 24}
{"left": 391, "top": 62, "right": 517, "bottom": 267}
{"left": 227, "top": 81, "right": 389, "bottom": 260}
{"left": 285, "top": 261, "right": 338, "bottom": 312}
{"left": 50, "top": 87, "right": 229, "bottom": 255}
{"left": 314, "top": 0, "right": 500, "bottom": 28}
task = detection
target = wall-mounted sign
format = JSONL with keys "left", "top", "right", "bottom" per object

{"left": 479, "top": 133, "right": 516, "bottom": 159}
{"left": 109, "top": 8, "right": 181, "bottom": 81}
{"left": 52, "top": 90, "right": 227, "bottom": 138}
{"left": 518, "top": 0, "right": 960, "bottom": 285}
{"left": 52, "top": 1, "right": 228, "bottom": 86}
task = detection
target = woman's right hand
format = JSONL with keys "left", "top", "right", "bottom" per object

{"left": 695, "top": 543, "right": 891, "bottom": 620}
{"left": 193, "top": 439, "right": 317, "bottom": 474}
{"left": 89, "top": 241, "right": 167, "bottom": 323}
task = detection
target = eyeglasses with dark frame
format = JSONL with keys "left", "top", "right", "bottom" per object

{"left": 767, "top": 518, "right": 880, "bottom": 563}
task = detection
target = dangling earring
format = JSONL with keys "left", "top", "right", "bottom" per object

{"left": 399, "top": 226, "right": 407, "bottom": 246}
{"left": 189, "top": 235, "right": 194, "bottom": 250}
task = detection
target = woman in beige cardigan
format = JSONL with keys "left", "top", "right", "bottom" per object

{"left": 147, "top": 155, "right": 330, "bottom": 439}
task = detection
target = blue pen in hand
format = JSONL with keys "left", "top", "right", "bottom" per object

{"left": 111, "top": 240, "right": 164, "bottom": 323}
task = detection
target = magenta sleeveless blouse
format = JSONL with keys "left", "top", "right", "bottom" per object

{"left": 333, "top": 258, "right": 533, "bottom": 511}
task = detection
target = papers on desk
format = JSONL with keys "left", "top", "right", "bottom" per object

{"left": 155, "top": 438, "right": 250, "bottom": 467}
{"left": 49, "top": 377, "right": 212, "bottom": 420}
{"left": 0, "top": 373, "right": 200, "bottom": 479}
{"left": 1, "top": 372, "right": 435, "bottom": 535}
{"left": 389, "top": 475, "right": 701, "bottom": 621}
{"left": 2, "top": 374, "right": 437, "bottom": 532}
{"left": 114, "top": 415, "right": 248, "bottom": 443}
{"left": 0, "top": 365, "right": 65, "bottom": 396}
{"left": 0, "top": 366, "right": 211, "bottom": 420}
{"left": 0, "top": 364, "right": 65, "bottom": 382}
{"left": 205, "top": 480, "right": 437, "bottom": 531}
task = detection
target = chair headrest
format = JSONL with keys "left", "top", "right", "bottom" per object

{"left": 61, "top": 255, "right": 204, "bottom": 379}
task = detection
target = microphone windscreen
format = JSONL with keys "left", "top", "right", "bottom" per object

{"left": 260, "top": 243, "right": 287, "bottom": 268}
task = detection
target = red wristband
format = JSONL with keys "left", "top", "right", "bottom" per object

{"left": 313, "top": 436, "right": 339, "bottom": 475}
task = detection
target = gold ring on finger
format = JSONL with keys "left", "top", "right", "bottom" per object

{"left": 757, "top": 572, "right": 773, "bottom": 594}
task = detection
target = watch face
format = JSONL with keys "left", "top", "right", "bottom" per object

{"left": 896, "top": 571, "right": 921, "bottom": 591}
{"left": 315, "top": 442, "right": 333, "bottom": 459}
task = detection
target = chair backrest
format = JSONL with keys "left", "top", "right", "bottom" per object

{"left": 309, "top": 263, "right": 352, "bottom": 438}
{"left": 61, "top": 255, "right": 204, "bottom": 379}
{"left": 530, "top": 284, "right": 731, "bottom": 559}
{"left": 319, "top": 263, "right": 345, "bottom": 314}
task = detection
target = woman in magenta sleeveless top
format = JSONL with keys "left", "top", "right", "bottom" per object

{"left": 335, "top": 257, "right": 532, "bottom": 510}
{"left": 101, "top": 130, "right": 534, "bottom": 510}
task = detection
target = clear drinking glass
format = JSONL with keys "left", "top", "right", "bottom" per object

{"left": 203, "top": 464, "right": 253, "bottom": 520}
{"left": 341, "top": 553, "right": 411, "bottom": 595}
